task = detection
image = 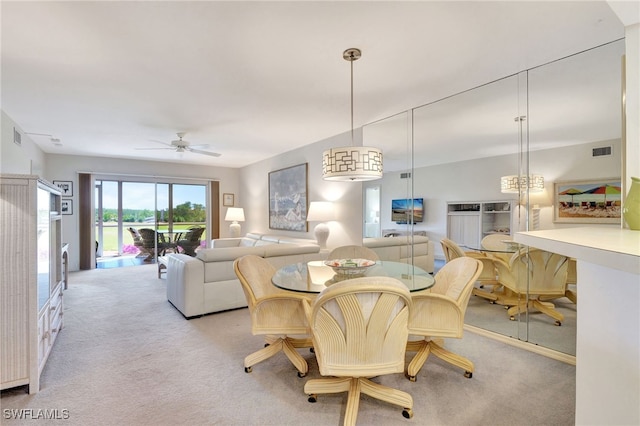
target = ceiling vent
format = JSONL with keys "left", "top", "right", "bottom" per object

{"left": 400, "top": 172, "right": 412, "bottom": 179}
{"left": 592, "top": 146, "right": 612, "bottom": 157}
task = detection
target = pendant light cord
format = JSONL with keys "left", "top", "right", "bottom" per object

{"left": 350, "top": 53, "right": 354, "bottom": 146}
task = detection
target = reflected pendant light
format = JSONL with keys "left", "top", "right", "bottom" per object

{"left": 322, "top": 48, "right": 383, "bottom": 181}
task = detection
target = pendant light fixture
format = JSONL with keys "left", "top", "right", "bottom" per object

{"left": 322, "top": 48, "right": 383, "bottom": 181}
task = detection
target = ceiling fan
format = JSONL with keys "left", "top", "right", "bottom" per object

{"left": 137, "top": 132, "right": 221, "bottom": 157}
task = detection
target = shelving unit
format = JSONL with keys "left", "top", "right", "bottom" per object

{"left": 1, "top": 175, "right": 64, "bottom": 394}
{"left": 447, "top": 200, "right": 513, "bottom": 248}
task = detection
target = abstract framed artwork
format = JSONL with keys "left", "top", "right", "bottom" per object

{"left": 554, "top": 178, "right": 622, "bottom": 224}
{"left": 61, "top": 199, "right": 73, "bottom": 215}
{"left": 53, "top": 180, "right": 73, "bottom": 197}
{"left": 268, "top": 163, "right": 308, "bottom": 231}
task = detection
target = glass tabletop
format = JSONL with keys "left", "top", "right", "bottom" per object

{"left": 272, "top": 260, "right": 435, "bottom": 294}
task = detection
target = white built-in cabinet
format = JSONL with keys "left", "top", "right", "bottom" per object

{"left": 1, "top": 174, "right": 64, "bottom": 394}
{"left": 446, "top": 200, "right": 513, "bottom": 248}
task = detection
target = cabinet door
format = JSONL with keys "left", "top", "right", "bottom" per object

{"left": 447, "top": 214, "right": 480, "bottom": 247}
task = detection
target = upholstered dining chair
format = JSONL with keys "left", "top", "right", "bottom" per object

{"left": 406, "top": 256, "right": 483, "bottom": 381}
{"left": 303, "top": 276, "right": 414, "bottom": 425}
{"left": 233, "top": 255, "right": 312, "bottom": 377}
{"left": 492, "top": 248, "right": 570, "bottom": 325}
{"left": 327, "top": 245, "right": 380, "bottom": 261}
{"left": 176, "top": 226, "right": 204, "bottom": 256}
{"left": 440, "top": 238, "right": 500, "bottom": 302}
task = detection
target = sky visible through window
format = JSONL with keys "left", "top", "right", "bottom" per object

{"left": 100, "top": 181, "right": 205, "bottom": 210}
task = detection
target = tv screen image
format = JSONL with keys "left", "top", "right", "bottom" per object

{"left": 392, "top": 198, "right": 424, "bottom": 223}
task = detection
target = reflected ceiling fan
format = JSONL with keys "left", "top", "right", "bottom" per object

{"left": 137, "top": 132, "right": 221, "bottom": 157}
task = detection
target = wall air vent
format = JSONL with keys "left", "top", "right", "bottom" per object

{"left": 400, "top": 172, "right": 411, "bottom": 179}
{"left": 592, "top": 146, "right": 612, "bottom": 157}
{"left": 13, "top": 128, "right": 22, "bottom": 146}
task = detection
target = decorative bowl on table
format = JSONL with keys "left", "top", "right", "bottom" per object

{"left": 324, "top": 258, "right": 376, "bottom": 276}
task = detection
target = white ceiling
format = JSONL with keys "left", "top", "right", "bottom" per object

{"left": 1, "top": 1, "right": 627, "bottom": 169}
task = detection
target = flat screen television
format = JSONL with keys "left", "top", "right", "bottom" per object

{"left": 391, "top": 198, "right": 424, "bottom": 224}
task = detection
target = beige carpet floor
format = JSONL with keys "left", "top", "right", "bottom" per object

{"left": 1, "top": 263, "right": 575, "bottom": 425}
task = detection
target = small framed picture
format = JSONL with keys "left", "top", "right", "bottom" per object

{"left": 61, "top": 199, "right": 73, "bottom": 215}
{"left": 223, "top": 193, "right": 234, "bottom": 207}
{"left": 53, "top": 180, "right": 73, "bottom": 197}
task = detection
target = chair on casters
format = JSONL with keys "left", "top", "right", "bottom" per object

{"left": 303, "top": 276, "right": 414, "bottom": 425}
{"left": 406, "top": 256, "right": 483, "bottom": 381}
{"left": 327, "top": 245, "right": 380, "bottom": 261}
{"left": 440, "top": 238, "right": 500, "bottom": 302}
{"left": 492, "top": 248, "right": 570, "bottom": 325}
{"left": 233, "top": 255, "right": 312, "bottom": 377}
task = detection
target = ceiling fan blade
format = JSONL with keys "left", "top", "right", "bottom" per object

{"left": 188, "top": 143, "right": 210, "bottom": 149}
{"left": 187, "top": 147, "right": 222, "bottom": 157}
{"left": 135, "top": 147, "right": 174, "bottom": 151}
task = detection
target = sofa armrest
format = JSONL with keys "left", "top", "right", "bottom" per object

{"left": 166, "top": 254, "right": 205, "bottom": 318}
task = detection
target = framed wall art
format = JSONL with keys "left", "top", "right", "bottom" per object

{"left": 53, "top": 180, "right": 73, "bottom": 197}
{"left": 223, "top": 193, "right": 234, "bottom": 207}
{"left": 268, "top": 163, "right": 308, "bottom": 231}
{"left": 61, "top": 199, "right": 73, "bottom": 215}
{"left": 554, "top": 178, "right": 622, "bottom": 224}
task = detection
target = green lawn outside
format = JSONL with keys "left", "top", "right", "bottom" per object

{"left": 98, "top": 222, "right": 207, "bottom": 253}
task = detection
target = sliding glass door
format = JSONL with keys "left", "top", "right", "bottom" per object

{"left": 95, "top": 179, "right": 207, "bottom": 263}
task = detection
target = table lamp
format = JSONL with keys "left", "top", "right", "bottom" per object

{"left": 225, "top": 207, "right": 245, "bottom": 237}
{"left": 306, "top": 201, "right": 335, "bottom": 249}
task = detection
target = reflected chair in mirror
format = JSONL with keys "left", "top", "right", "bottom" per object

{"left": 440, "top": 238, "right": 500, "bottom": 303}
{"left": 233, "top": 255, "right": 312, "bottom": 377}
{"left": 327, "top": 245, "right": 380, "bottom": 261}
{"left": 406, "top": 256, "right": 483, "bottom": 381}
{"left": 492, "top": 248, "right": 570, "bottom": 326}
{"left": 303, "top": 276, "right": 414, "bottom": 424}
{"left": 176, "top": 226, "right": 205, "bottom": 256}
{"left": 138, "top": 228, "right": 171, "bottom": 261}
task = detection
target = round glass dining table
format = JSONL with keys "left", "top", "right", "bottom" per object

{"left": 272, "top": 260, "right": 435, "bottom": 294}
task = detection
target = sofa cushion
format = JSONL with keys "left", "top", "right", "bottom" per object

{"left": 239, "top": 238, "right": 257, "bottom": 247}
{"left": 263, "top": 243, "right": 319, "bottom": 257}
{"left": 196, "top": 246, "right": 264, "bottom": 262}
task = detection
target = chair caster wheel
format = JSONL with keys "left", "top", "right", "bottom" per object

{"left": 244, "top": 366, "right": 252, "bottom": 373}
{"left": 555, "top": 321, "right": 562, "bottom": 326}
{"left": 310, "top": 347, "right": 315, "bottom": 353}
{"left": 509, "top": 316, "right": 515, "bottom": 321}
{"left": 264, "top": 343, "right": 270, "bottom": 348}
{"left": 402, "top": 408, "right": 413, "bottom": 419}
{"left": 407, "top": 375, "right": 416, "bottom": 382}
{"left": 308, "top": 394, "right": 317, "bottom": 403}
{"left": 464, "top": 371, "right": 473, "bottom": 379}
{"left": 297, "top": 371, "right": 306, "bottom": 378}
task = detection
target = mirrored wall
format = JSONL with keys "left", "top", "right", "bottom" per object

{"left": 362, "top": 39, "right": 624, "bottom": 356}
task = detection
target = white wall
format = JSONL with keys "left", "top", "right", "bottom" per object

{"left": 376, "top": 139, "right": 622, "bottom": 259}
{"left": 1, "top": 111, "right": 46, "bottom": 175}
{"left": 239, "top": 129, "right": 364, "bottom": 250}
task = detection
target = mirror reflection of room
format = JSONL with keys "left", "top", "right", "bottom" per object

{"left": 362, "top": 39, "right": 624, "bottom": 357}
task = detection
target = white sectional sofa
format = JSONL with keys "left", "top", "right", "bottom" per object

{"left": 166, "top": 233, "right": 326, "bottom": 318}
{"left": 362, "top": 235, "right": 434, "bottom": 273}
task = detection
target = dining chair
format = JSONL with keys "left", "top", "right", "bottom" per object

{"left": 440, "top": 238, "right": 500, "bottom": 302}
{"left": 233, "top": 255, "right": 313, "bottom": 377}
{"left": 303, "top": 276, "right": 414, "bottom": 425}
{"left": 176, "top": 226, "right": 204, "bottom": 256}
{"left": 492, "top": 248, "right": 570, "bottom": 325}
{"left": 327, "top": 245, "right": 380, "bottom": 261}
{"left": 406, "top": 256, "right": 483, "bottom": 381}
{"left": 138, "top": 228, "right": 171, "bottom": 260}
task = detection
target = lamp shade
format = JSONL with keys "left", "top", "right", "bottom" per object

{"left": 501, "top": 174, "right": 544, "bottom": 193}
{"left": 307, "top": 201, "right": 335, "bottom": 222}
{"left": 225, "top": 207, "right": 245, "bottom": 222}
{"left": 322, "top": 147, "right": 383, "bottom": 181}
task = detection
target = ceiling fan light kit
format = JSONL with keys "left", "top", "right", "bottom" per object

{"left": 322, "top": 48, "right": 383, "bottom": 182}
